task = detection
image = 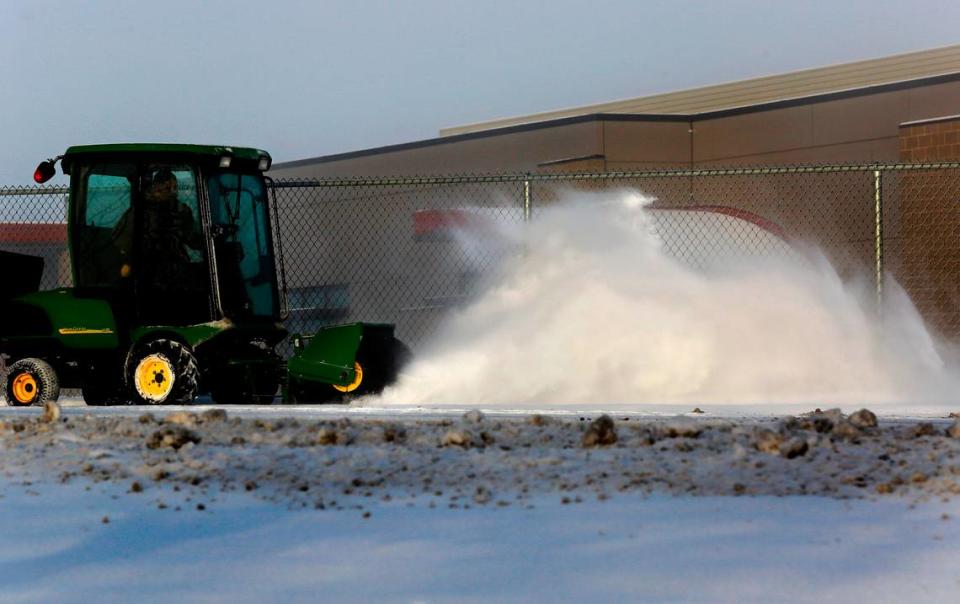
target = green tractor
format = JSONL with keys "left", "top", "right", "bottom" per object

{"left": 1, "top": 144, "right": 408, "bottom": 406}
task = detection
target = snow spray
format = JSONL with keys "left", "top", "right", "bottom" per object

{"left": 378, "top": 190, "right": 959, "bottom": 407}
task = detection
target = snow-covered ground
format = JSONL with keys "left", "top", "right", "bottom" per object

{"left": 2, "top": 405, "right": 960, "bottom": 602}
{"left": 17, "top": 396, "right": 960, "bottom": 421}
{"left": 2, "top": 477, "right": 959, "bottom": 603}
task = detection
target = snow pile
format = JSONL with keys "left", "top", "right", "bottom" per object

{"left": 5, "top": 407, "right": 960, "bottom": 508}
{"left": 381, "top": 190, "right": 958, "bottom": 407}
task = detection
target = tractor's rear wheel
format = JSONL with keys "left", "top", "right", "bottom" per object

{"left": 3, "top": 358, "right": 60, "bottom": 407}
{"left": 125, "top": 339, "right": 199, "bottom": 405}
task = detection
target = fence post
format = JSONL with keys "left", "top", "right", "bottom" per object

{"left": 874, "top": 167, "right": 884, "bottom": 313}
{"left": 523, "top": 175, "right": 532, "bottom": 222}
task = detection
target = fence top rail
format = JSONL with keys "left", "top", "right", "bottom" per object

{"left": 5, "top": 161, "right": 960, "bottom": 195}
{"left": 270, "top": 161, "right": 960, "bottom": 188}
{"left": 0, "top": 186, "right": 69, "bottom": 197}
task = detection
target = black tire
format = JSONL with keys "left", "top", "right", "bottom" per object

{"left": 285, "top": 337, "right": 411, "bottom": 404}
{"left": 4, "top": 358, "right": 60, "bottom": 407}
{"left": 286, "top": 338, "right": 413, "bottom": 404}
{"left": 358, "top": 337, "right": 411, "bottom": 394}
{"left": 125, "top": 339, "right": 199, "bottom": 405}
{"left": 334, "top": 336, "right": 412, "bottom": 400}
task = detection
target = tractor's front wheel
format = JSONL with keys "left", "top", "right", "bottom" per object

{"left": 3, "top": 358, "right": 60, "bottom": 407}
{"left": 126, "top": 339, "right": 199, "bottom": 405}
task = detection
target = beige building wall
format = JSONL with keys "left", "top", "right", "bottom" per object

{"left": 693, "top": 79, "right": 960, "bottom": 166}
{"left": 441, "top": 45, "right": 960, "bottom": 135}
{"left": 272, "top": 121, "right": 604, "bottom": 178}
{"left": 272, "top": 76, "right": 960, "bottom": 180}
{"left": 601, "top": 120, "right": 692, "bottom": 170}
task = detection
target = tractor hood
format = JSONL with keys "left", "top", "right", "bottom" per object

{"left": 0, "top": 288, "right": 119, "bottom": 349}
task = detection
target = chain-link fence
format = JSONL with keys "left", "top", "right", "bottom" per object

{"left": 0, "top": 185, "right": 70, "bottom": 292}
{"left": 4, "top": 163, "right": 960, "bottom": 349}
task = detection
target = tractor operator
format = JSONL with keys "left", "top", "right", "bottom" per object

{"left": 114, "top": 167, "right": 204, "bottom": 280}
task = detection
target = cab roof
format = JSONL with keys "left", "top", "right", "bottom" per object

{"left": 61, "top": 143, "right": 270, "bottom": 172}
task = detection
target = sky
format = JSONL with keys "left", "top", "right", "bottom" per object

{"left": 1, "top": 0, "right": 959, "bottom": 186}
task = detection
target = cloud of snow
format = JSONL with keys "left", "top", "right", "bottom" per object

{"left": 378, "top": 189, "right": 960, "bottom": 407}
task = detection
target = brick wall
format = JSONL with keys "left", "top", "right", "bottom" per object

{"left": 900, "top": 117, "right": 960, "bottom": 161}
{"left": 897, "top": 117, "right": 960, "bottom": 337}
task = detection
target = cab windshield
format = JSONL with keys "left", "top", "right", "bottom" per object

{"left": 207, "top": 171, "right": 278, "bottom": 319}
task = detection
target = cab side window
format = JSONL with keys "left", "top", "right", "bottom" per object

{"left": 74, "top": 163, "right": 135, "bottom": 288}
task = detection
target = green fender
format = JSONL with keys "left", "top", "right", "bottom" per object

{"left": 130, "top": 321, "right": 231, "bottom": 350}
{"left": 287, "top": 322, "right": 395, "bottom": 387}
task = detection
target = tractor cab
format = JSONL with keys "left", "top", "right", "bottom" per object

{"left": 60, "top": 144, "right": 283, "bottom": 327}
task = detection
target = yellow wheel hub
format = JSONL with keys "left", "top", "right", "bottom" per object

{"left": 333, "top": 362, "right": 364, "bottom": 393}
{"left": 134, "top": 354, "right": 175, "bottom": 402}
{"left": 11, "top": 373, "right": 38, "bottom": 405}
